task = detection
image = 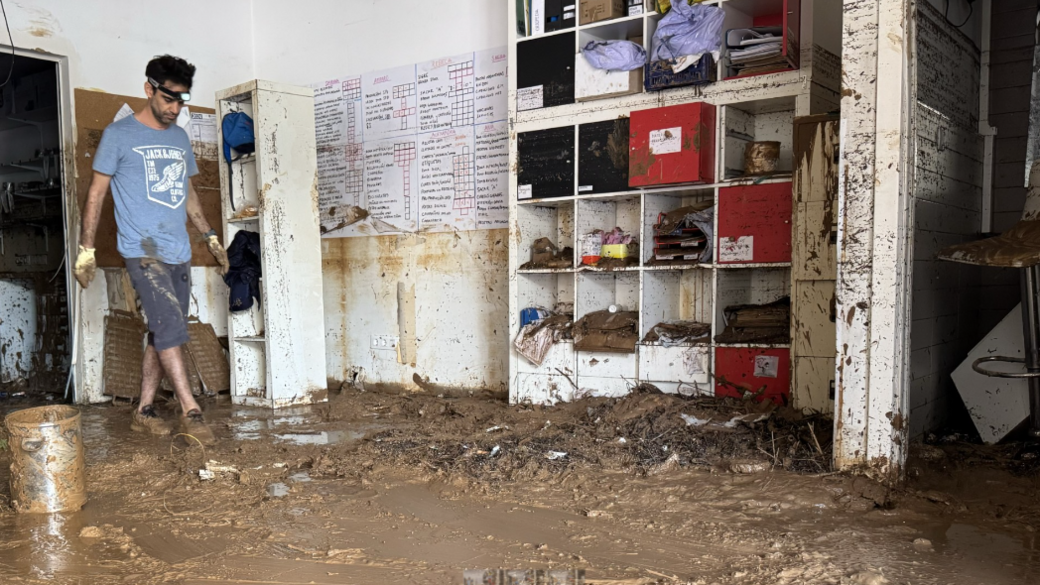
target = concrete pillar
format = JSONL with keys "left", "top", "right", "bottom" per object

{"left": 834, "top": 0, "right": 914, "bottom": 481}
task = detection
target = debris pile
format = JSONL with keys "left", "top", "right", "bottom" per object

{"left": 714, "top": 297, "right": 791, "bottom": 345}
{"left": 642, "top": 320, "right": 711, "bottom": 346}
{"left": 650, "top": 203, "right": 714, "bottom": 265}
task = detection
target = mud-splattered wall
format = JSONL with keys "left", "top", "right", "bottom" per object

{"left": 908, "top": 3, "right": 984, "bottom": 437}
{"left": 322, "top": 232, "right": 509, "bottom": 391}
{"left": 977, "top": 2, "right": 1038, "bottom": 335}
{"left": 251, "top": 0, "right": 510, "bottom": 390}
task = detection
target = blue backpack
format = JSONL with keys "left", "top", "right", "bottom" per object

{"left": 222, "top": 112, "right": 255, "bottom": 210}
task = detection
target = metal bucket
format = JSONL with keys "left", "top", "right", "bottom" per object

{"left": 5, "top": 405, "right": 86, "bottom": 514}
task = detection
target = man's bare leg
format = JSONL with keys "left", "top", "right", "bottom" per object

{"left": 131, "top": 343, "right": 178, "bottom": 436}
{"left": 138, "top": 344, "right": 164, "bottom": 412}
{"left": 156, "top": 345, "right": 201, "bottom": 415}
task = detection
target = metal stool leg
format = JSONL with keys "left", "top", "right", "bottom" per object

{"left": 1023, "top": 266, "right": 1040, "bottom": 438}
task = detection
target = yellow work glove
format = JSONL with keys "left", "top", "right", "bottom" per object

{"left": 73, "top": 246, "right": 96, "bottom": 289}
{"left": 206, "top": 234, "right": 230, "bottom": 276}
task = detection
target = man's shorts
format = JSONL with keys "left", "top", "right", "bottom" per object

{"left": 125, "top": 258, "right": 191, "bottom": 351}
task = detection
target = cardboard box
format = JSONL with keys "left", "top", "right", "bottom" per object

{"left": 629, "top": 102, "right": 716, "bottom": 187}
{"left": 581, "top": 0, "right": 625, "bottom": 24}
{"left": 576, "top": 36, "right": 644, "bottom": 102}
{"left": 576, "top": 58, "right": 643, "bottom": 102}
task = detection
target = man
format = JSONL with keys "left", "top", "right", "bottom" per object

{"left": 74, "top": 55, "right": 229, "bottom": 445}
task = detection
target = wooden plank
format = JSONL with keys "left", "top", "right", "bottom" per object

{"left": 793, "top": 280, "right": 835, "bottom": 358}
{"left": 73, "top": 89, "right": 223, "bottom": 268}
{"left": 793, "top": 356, "right": 835, "bottom": 412}
{"left": 794, "top": 201, "right": 837, "bottom": 280}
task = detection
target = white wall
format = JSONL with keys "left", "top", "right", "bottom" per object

{"left": 249, "top": 0, "right": 510, "bottom": 392}
{"left": 251, "top": 0, "right": 506, "bottom": 84}
{"left": 3, "top": 0, "right": 254, "bottom": 108}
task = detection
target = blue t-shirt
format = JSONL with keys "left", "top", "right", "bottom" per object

{"left": 92, "top": 115, "right": 199, "bottom": 264}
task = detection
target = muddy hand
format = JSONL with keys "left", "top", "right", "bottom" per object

{"left": 206, "top": 235, "right": 230, "bottom": 276}
{"left": 73, "top": 246, "right": 97, "bottom": 289}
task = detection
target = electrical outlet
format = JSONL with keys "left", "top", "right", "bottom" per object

{"left": 371, "top": 335, "right": 400, "bottom": 350}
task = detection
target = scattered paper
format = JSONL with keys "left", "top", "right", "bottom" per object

{"left": 754, "top": 355, "right": 780, "bottom": 378}
{"left": 198, "top": 469, "right": 215, "bottom": 481}
{"left": 617, "top": 437, "right": 627, "bottom": 444}
{"left": 486, "top": 425, "right": 510, "bottom": 433}
{"left": 517, "top": 86, "right": 544, "bottom": 111}
{"left": 205, "top": 460, "right": 239, "bottom": 474}
{"left": 546, "top": 451, "right": 568, "bottom": 460}
{"left": 719, "top": 236, "right": 754, "bottom": 262}
{"left": 680, "top": 413, "right": 711, "bottom": 427}
{"left": 113, "top": 103, "right": 134, "bottom": 123}
{"left": 649, "top": 127, "right": 682, "bottom": 155}
{"left": 489, "top": 445, "right": 501, "bottom": 457}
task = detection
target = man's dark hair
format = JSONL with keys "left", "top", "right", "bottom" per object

{"left": 145, "top": 55, "right": 196, "bottom": 90}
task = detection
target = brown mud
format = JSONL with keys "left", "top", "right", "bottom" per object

{"left": 0, "top": 388, "right": 1036, "bottom": 584}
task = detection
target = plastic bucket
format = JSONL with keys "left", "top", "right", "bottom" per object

{"left": 5, "top": 405, "right": 86, "bottom": 514}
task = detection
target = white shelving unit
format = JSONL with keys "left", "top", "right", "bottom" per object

{"left": 216, "top": 80, "right": 329, "bottom": 408}
{"left": 508, "top": 0, "right": 838, "bottom": 405}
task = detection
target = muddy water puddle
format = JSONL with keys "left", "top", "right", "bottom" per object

{"left": 228, "top": 405, "right": 386, "bottom": 445}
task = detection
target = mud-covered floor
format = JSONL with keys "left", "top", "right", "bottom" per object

{"left": 0, "top": 387, "right": 1038, "bottom": 584}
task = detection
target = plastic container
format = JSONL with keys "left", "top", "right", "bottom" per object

{"left": 601, "top": 243, "right": 635, "bottom": 259}
{"left": 643, "top": 54, "right": 717, "bottom": 92}
{"left": 5, "top": 405, "right": 87, "bottom": 514}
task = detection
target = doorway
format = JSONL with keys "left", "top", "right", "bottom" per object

{"left": 0, "top": 52, "right": 68, "bottom": 400}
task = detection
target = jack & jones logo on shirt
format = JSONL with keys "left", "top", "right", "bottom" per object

{"left": 132, "top": 145, "right": 188, "bottom": 209}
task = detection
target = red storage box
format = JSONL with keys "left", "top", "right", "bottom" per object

{"left": 716, "top": 182, "right": 792, "bottom": 264}
{"left": 715, "top": 347, "right": 790, "bottom": 405}
{"left": 628, "top": 103, "right": 716, "bottom": 187}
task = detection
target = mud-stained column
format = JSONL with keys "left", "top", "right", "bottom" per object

{"left": 834, "top": 0, "right": 914, "bottom": 480}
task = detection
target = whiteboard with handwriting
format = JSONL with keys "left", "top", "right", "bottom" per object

{"left": 311, "top": 47, "right": 508, "bottom": 238}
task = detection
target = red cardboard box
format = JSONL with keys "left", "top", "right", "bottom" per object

{"left": 628, "top": 102, "right": 716, "bottom": 187}
{"left": 715, "top": 347, "right": 790, "bottom": 405}
{"left": 716, "top": 182, "right": 793, "bottom": 264}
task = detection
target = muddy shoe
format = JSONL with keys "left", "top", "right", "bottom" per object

{"left": 130, "top": 405, "right": 173, "bottom": 436}
{"left": 179, "top": 409, "right": 217, "bottom": 446}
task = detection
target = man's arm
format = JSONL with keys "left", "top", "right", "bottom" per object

{"left": 186, "top": 178, "right": 214, "bottom": 235}
{"left": 188, "top": 178, "right": 230, "bottom": 275}
{"left": 80, "top": 171, "right": 112, "bottom": 249}
{"left": 72, "top": 172, "right": 111, "bottom": 288}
